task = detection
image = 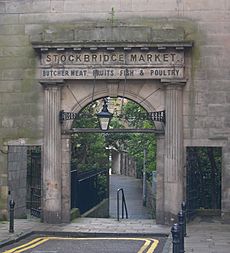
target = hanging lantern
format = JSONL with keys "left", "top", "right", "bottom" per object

{"left": 97, "top": 98, "right": 113, "bottom": 131}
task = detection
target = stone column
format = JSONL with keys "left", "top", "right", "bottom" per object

{"left": 61, "top": 134, "right": 71, "bottom": 223}
{"left": 164, "top": 82, "right": 185, "bottom": 224}
{"left": 41, "top": 81, "right": 63, "bottom": 223}
{"left": 156, "top": 134, "right": 165, "bottom": 224}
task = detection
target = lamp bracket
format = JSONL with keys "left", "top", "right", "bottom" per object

{"left": 148, "top": 110, "right": 165, "bottom": 123}
{"left": 59, "top": 110, "right": 78, "bottom": 123}
{"left": 59, "top": 110, "right": 166, "bottom": 124}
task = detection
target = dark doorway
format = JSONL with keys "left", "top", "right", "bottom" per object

{"left": 186, "top": 147, "right": 221, "bottom": 220}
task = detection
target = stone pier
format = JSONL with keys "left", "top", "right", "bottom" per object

{"left": 41, "top": 81, "right": 63, "bottom": 224}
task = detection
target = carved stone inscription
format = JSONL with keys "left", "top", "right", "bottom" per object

{"left": 39, "top": 49, "right": 184, "bottom": 80}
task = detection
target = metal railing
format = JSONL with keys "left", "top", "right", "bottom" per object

{"left": 71, "top": 168, "right": 109, "bottom": 214}
{"left": 117, "top": 188, "right": 128, "bottom": 221}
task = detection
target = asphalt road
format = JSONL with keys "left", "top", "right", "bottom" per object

{"left": 1, "top": 235, "right": 167, "bottom": 253}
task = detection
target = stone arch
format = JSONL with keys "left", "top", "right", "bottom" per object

{"left": 42, "top": 81, "right": 185, "bottom": 224}
{"left": 59, "top": 79, "right": 167, "bottom": 224}
{"left": 57, "top": 79, "right": 185, "bottom": 225}
{"left": 61, "top": 79, "right": 165, "bottom": 130}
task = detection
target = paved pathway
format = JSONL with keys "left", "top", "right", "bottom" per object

{"left": 184, "top": 217, "right": 230, "bottom": 253}
{"left": 0, "top": 174, "right": 230, "bottom": 253}
{"left": 109, "top": 174, "right": 152, "bottom": 219}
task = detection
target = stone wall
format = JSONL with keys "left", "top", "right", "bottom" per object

{"left": 0, "top": 0, "right": 230, "bottom": 221}
{"left": 81, "top": 198, "right": 109, "bottom": 218}
{"left": 7, "top": 146, "right": 27, "bottom": 218}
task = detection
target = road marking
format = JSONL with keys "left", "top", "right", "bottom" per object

{"left": 137, "top": 239, "right": 151, "bottom": 253}
{"left": 3, "top": 237, "right": 160, "bottom": 253}
{"left": 146, "top": 239, "right": 159, "bottom": 253}
{"left": 3, "top": 238, "right": 49, "bottom": 253}
{"left": 4, "top": 237, "right": 49, "bottom": 253}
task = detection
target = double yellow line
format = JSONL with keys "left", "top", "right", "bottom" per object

{"left": 3, "top": 236, "right": 159, "bottom": 253}
{"left": 3, "top": 237, "right": 50, "bottom": 253}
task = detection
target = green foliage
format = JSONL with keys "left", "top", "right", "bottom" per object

{"left": 71, "top": 103, "right": 109, "bottom": 172}
{"left": 71, "top": 99, "right": 157, "bottom": 177}
{"left": 126, "top": 133, "right": 156, "bottom": 177}
{"left": 108, "top": 100, "right": 157, "bottom": 176}
{"left": 71, "top": 132, "right": 109, "bottom": 172}
{"left": 96, "top": 174, "right": 108, "bottom": 201}
{"left": 116, "top": 100, "right": 155, "bottom": 129}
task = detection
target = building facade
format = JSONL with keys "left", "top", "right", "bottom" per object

{"left": 0, "top": 0, "right": 230, "bottom": 224}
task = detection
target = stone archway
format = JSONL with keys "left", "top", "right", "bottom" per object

{"left": 34, "top": 26, "right": 192, "bottom": 224}
{"left": 61, "top": 79, "right": 166, "bottom": 223}
{"left": 40, "top": 78, "right": 186, "bottom": 224}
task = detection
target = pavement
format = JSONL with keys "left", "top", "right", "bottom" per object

{"left": 0, "top": 218, "right": 169, "bottom": 243}
{"left": 1, "top": 217, "right": 230, "bottom": 253}
{"left": 184, "top": 216, "right": 230, "bottom": 253}
{"left": 110, "top": 174, "right": 152, "bottom": 219}
{"left": 0, "top": 175, "right": 230, "bottom": 252}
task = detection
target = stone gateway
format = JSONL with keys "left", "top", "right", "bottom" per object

{"left": 0, "top": 0, "right": 230, "bottom": 226}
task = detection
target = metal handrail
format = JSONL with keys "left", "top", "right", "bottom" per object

{"left": 75, "top": 168, "right": 108, "bottom": 181}
{"left": 117, "top": 188, "right": 128, "bottom": 221}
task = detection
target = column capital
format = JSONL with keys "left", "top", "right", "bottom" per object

{"left": 39, "top": 79, "right": 65, "bottom": 88}
{"left": 161, "top": 79, "right": 187, "bottom": 89}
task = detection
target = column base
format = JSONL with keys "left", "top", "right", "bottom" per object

{"left": 156, "top": 211, "right": 165, "bottom": 224}
{"left": 42, "top": 210, "right": 62, "bottom": 224}
{"left": 61, "top": 211, "right": 71, "bottom": 223}
{"left": 222, "top": 211, "right": 230, "bottom": 224}
{"left": 164, "top": 211, "right": 178, "bottom": 225}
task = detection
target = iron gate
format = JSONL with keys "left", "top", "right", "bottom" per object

{"left": 186, "top": 147, "right": 221, "bottom": 220}
{"left": 27, "top": 146, "right": 41, "bottom": 218}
